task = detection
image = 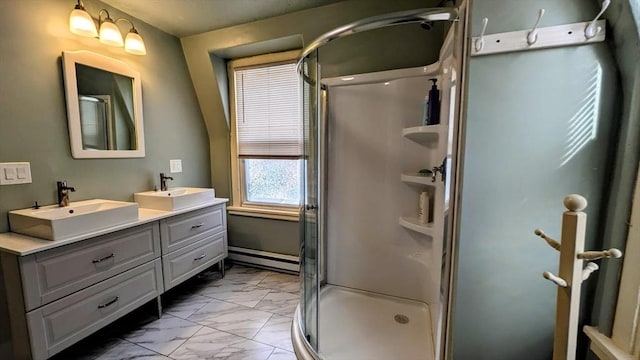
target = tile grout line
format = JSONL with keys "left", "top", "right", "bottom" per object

{"left": 165, "top": 295, "right": 212, "bottom": 320}
{"left": 119, "top": 313, "right": 204, "bottom": 358}
{"left": 253, "top": 338, "right": 296, "bottom": 354}
{"left": 165, "top": 326, "right": 203, "bottom": 360}
{"left": 117, "top": 337, "right": 167, "bottom": 358}
{"left": 251, "top": 288, "right": 274, "bottom": 308}
{"left": 194, "top": 280, "right": 274, "bottom": 306}
{"left": 251, "top": 310, "right": 296, "bottom": 352}
{"left": 251, "top": 312, "right": 277, "bottom": 341}
{"left": 75, "top": 266, "right": 298, "bottom": 359}
{"left": 198, "top": 324, "right": 280, "bottom": 356}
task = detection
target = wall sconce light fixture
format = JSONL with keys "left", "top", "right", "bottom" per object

{"left": 69, "top": 0, "right": 146, "bottom": 55}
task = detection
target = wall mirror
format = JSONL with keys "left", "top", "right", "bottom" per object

{"left": 62, "top": 50, "right": 145, "bottom": 158}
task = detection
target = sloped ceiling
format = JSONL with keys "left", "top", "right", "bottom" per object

{"left": 102, "top": 0, "right": 346, "bottom": 37}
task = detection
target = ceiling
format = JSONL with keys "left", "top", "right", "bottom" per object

{"left": 102, "top": 0, "right": 346, "bottom": 38}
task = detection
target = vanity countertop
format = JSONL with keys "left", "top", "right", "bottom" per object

{"left": 0, "top": 198, "right": 229, "bottom": 256}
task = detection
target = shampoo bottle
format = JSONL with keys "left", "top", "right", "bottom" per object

{"left": 426, "top": 78, "right": 440, "bottom": 125}
{"left": 422, "top": 93, "right": 430, "bottom": 126}
{"left": 418, "top": 191, "right": 430, "bottom": 224}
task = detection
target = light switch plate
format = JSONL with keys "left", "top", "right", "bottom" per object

{"left": 169, "top": 159, "right": 182, "bottom": 173}
{"left": 0, "top": 162, "right": 32, "bottom": 185}
{"left": 4, "top": 168, "right": 16, "bottom": 180}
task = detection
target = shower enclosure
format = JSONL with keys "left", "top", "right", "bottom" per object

{"left": 293, "top": 5, "right": 468, "bottom": 360}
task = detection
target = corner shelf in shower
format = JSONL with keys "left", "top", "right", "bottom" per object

{"left": 402, "top": 124, "right": 445, "bottom": 145}
{"left": 399, "top": 216, "right": 434, "bottom": 237}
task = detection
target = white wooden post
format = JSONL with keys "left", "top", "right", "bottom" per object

{"left": 554, "top": 195, "right": 587, "bottom": 360}
{"left": 535, "top": 194, "right": 622, "bottom": 360}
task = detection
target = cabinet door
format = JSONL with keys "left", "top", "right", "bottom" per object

{"left": 20, "top": 222, "right": 160, "bottom": 311}
{"left": 26, "top": 259, "right": 163, "bottom": 360}
{"left": 160, "top": 204, "right": 226, "bottom": 253}
{"left": 162, "top": 231, "right": 227, "bottom": 290}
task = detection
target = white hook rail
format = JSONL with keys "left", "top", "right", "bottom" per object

{"left": 527, "top": 9, "right": 545, "bottom": 45}
{"left": 534, "top": 194, "right": 622, "bottom": 360}
{"left": 474, "top": 18, "right": 488, "bottom": 52}
{"left": 585, "top": 0, "right": 610, "bottom": 39}
{"left": 471, "top": 8, "right": 606, "bottom": 57}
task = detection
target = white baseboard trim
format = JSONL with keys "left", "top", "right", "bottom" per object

{"left": 228, "top": 246, "right": 300, "bottom": 273}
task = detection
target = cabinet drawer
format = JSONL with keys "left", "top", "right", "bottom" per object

{"left": 160, "top": 204, "right": 226, "bottom": 253}
{"left": 162, "top": 231, "right": 227, "bottom": 290}
{"left": 20, "top": 223, "right": 160, "bottom": 311}
{"left": 26, "top": 259, "right": 163, "bottom": 360}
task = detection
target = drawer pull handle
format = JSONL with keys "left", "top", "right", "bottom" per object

{"left": 194, "top": 253, "right": 207, "bottom": 261}
{"left": 191, "top": 223, "right": 205, "bottom": 229}
{"left": 98, "top": 296, "right": 119, "bottom": 309}
{"left": 92, "top": 253, "right": 115, "bottom": 264}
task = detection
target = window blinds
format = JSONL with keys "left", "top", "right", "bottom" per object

{"left": 234, "top": 62, "right": 302, "bottom": 158}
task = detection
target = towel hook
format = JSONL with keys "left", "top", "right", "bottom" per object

{"left": 475, "top": 18, "right": 488, "bottom": 52}
{"left": 585, "top": 0, "right": 610, "bottom": 39}
{"left": 527, "top": 9, "right": 545, "bottom": 45}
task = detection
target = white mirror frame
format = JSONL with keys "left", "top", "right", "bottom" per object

{"left": 62, "top": 50, "right": 145, "bottom": 158}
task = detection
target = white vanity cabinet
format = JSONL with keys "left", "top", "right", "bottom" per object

{"left": 26, "top": 260, "right": 163, "bottom": 359}
{"left": 0, "top": 199, "right": 228, "bottom": 360}
{"left": 20, "top": 223, "right": 161, "bottom": 311}
{"left": 1, "top": 223, "right": 164, "bottom": 360}
{"left": 160, "top": 203, "right": 227, "bottom": 290}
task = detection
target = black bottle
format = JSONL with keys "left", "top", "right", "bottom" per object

{"left": 426, "top": 78, "right": 440, "bottom": 125}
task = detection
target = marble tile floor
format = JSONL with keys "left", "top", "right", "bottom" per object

{"left": 51, "top": 264, "right": 300, "bottom": 360}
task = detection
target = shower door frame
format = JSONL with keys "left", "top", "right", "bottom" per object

{"left": 296, "top": 5, "right": 467, "bottom": 359}
{"left": 442, "top": 1, "right": 470, "bottom": 359}
{"left": 300, "top": 50, "right": 321, "bottom": 353}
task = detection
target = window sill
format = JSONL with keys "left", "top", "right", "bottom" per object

{"left": 584, "top": 326, "right": 634, "bottom": 360}
{"left": 228, "top": 205, "right": 299, "bottom": 222}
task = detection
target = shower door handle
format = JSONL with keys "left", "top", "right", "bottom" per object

{"left": 432, "top": 157, "right": 447, "bottom": 183}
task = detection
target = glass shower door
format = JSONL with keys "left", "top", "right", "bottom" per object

{"left": 300, "top": 50, "right": 320, "bottom": 351}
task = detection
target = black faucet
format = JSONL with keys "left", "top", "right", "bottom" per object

{"left": 160, "top": 173, "right": 173, "bottom": 191}
{"left": 57, "top": 181, "right": 76, "bottom": 207}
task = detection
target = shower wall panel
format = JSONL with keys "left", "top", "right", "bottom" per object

{"left": 326, "top": 76, "right": 440, "bottom": 304}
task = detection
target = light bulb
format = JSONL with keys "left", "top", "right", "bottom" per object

{"left": 124, "top": 29, "right": 146, "bottom": 55}
{"left": 99, "top": 19, "right": 123, "bottom": 47}
{"left": 69, "top": 5, "right": 98, "bottom": 37}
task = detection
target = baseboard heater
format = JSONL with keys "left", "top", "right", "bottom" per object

{"left": 228, "top": 246, "right": 300, "bottom": 273}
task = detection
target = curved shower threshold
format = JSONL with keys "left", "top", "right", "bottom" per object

{"left": 293, "top": 285, "right": 434, "bottom": 360}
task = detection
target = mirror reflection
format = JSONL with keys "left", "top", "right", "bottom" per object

{"left": 76, "top": 64, "right": 136, "bottom": 151}
{"left": 62, "top": 50, "right": 145, "bottom": 158}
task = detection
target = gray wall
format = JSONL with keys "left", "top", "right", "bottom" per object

{"left": 0, "top": 0, "right": 208, "bottom": 355}
{"left": 0, "top": 0, "right": 210, "bottom": 232}
{"left": 181, "top": 0, "right": 446, "bottom": 256}
{"left": 451, "top": 1, "right": 618, "bottom": 359}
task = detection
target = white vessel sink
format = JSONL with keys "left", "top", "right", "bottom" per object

{"left": 134, "top": 187, "right": 215, "bottom": 211}
{"left": 8, "top": 199, "right": 139, "bottom": 241}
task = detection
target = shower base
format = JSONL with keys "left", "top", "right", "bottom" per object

{"left": 293, "top": 285, "right": 434, "bottom": 360}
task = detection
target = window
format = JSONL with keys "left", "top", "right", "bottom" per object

{"left": 227, "top": 50, "right": 302, "bottom": 221}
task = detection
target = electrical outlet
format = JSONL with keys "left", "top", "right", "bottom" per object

{"left": 0, "top": 162, "right": 32, "bottom": 185}
{"left": 169, "top": 159, "right": 182, "bottom": 173}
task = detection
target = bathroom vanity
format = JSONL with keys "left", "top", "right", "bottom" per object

{"left": 0, "top": 199, "right": 228, "bottom": 360}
